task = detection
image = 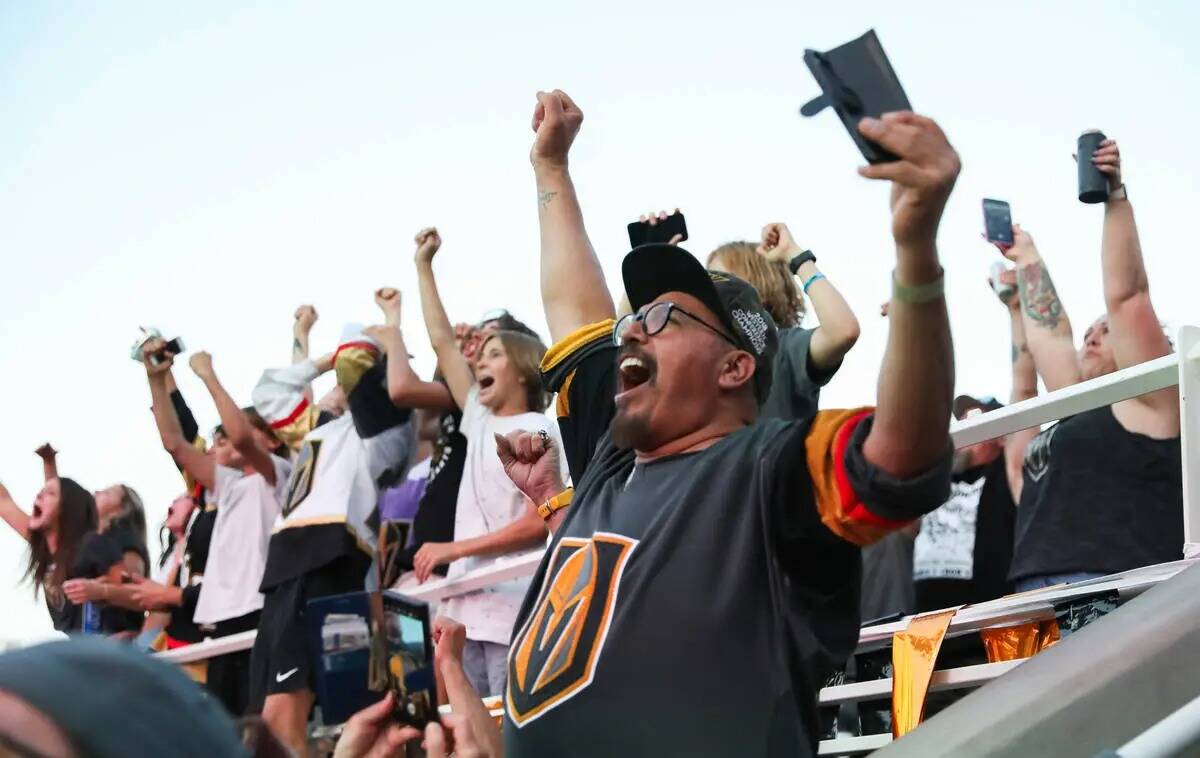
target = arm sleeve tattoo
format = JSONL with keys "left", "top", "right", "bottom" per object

{"left": 1018, "top": 261, "right": 1065, "bottom": 330}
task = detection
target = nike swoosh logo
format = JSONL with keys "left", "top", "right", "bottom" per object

{"left": 275, "top": 667, "right": 300, "bottom": 683}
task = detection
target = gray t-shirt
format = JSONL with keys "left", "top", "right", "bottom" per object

{"left": 760, "top": 327, "right": 840, "bottom": 423}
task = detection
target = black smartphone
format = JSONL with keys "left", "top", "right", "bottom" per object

{"left": 627, "top": 212, "right": 688, "bottom": 248}
{"left": 379, "top": 591, "right": 438, "bottom": 728}
{"left": 982, "top": 199, "right": 1013, "bottom": 246}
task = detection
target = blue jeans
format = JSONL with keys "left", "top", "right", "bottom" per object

{"left": 1015, "top": 571, "right": 1107, "bottom": 593}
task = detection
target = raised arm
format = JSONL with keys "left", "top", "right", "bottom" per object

{"left": 855, "top": 113, "right": 959, "bottom": 478}
{"left": 366, "top": 323, "right": 457, "bottom": 412}
{"left": 34, "top": 444, "right": 58, "bottom": 482}
{"left": 1092, "top": 139, "right": 1178, "bottom": 420}
{"left": 190, "top": 352, "right": 278, "bottom": 485}
{"left": 530, "top": 90, "right": 615, "bottom": 343}
{"left": 145, "top": 341, "right": 215, "bottom": 490}
{"left": 292, "top": 305, "right": 319, "bottom": 403}
{"left": 993, "top": 267, "right": 1039, "bottom": 502}
{"left": 757, "top": 222, "right": 860, "bottom": 371}
{"left": 413, "top": 229, "right": 475, "bottom": 410}
{"left": 0, "top": 482, "right": 30, "bottom": 541}
{"left": 1006, "top": 227, "right": 1083, "bottom": 391}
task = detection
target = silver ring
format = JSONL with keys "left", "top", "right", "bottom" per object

{"left": 538, "top": 430, "right": 550, "bottom": 444}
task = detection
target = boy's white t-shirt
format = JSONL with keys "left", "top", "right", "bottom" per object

{"left": 193, "top": 457, "right": 290, "bottom": 625}
{"left": 441, "top": 386, "right": 565, "bottom": 645}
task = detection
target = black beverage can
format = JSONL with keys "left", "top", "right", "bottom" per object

{"left": 1077, "top": 129, "right": 1109, "bottom": 204}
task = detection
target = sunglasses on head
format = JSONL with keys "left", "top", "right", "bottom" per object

{"left": 613, "top": 301, "right": 738, "bottom": 348}
{"left": 477, "top": 308, "right": 511, "bottom": 328}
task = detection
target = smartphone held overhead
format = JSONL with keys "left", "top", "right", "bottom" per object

{"left": 982, "top": 199, "right": 1013, "bottom": 246}
{"left": 628, "top": 212, "right": 688, "bottom": 248}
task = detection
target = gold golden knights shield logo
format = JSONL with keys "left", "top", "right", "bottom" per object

{"left": 282, "top": 438, "right": 322, "bottom": 517}
{"left": 506, "top": 533, "right": 636, "bottom": 726}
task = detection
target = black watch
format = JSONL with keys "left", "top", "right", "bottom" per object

{"left": 787, "top": 250, "right": 817, "bottom": 275}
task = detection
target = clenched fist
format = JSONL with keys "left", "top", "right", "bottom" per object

{"left": 414, "top": 227, "right": 441, "bottom": 265}
{"left": 494, "top": 430, "right": 565, "bottom": 507}
{"left": 530, "top": 90, "right": 583, "bottom": 170}
{"left": 374, "top": 287, "right": 402, "bottom": 326}
{"left": 294, "top": 305, "right": 318, "bottom": 335}
{"left": 189, "top": 351, "right": 215, "bottom": 379}
{"left": 757, "top": 222, "right": 804, "bottom": 264}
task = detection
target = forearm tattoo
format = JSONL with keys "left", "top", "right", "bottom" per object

{"left": 293, "top": 337, "right": 304, "bottom": 357}
{"left": 1011, "top": 341, "right": 1030, "bottom": 363}
{"left": 1018, "top": 261, "right": 1065, "bottom": 330}
{"left": 537, "top": 189, "right": 558, "bottom": 209}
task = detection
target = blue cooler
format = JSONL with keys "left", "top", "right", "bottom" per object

{"left": 305, "top": 591, "right": 376, "bottom": 725}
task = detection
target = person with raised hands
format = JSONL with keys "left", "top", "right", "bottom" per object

{"left": 511, "top": 92, "right": 957, "bottom": 756}
{"left": 136, "top": 342, "right": 289, "bottom": 714}
{"left": 381, "top": 226, "right": 562, "bottom": 700}
{"left": 707, "top": 220, "right": 860, "bottom": 423}
{"left": 248, "top": 296, "right": 416, "bottom": 755}
{"left": 995, "top": 137, "right": 1182, "bottom": 593}
{"left": 373, "top": 283, "right": 545, "bottom": 583}
{"left": 0, "top": 472, "right": 124, "bottom": 634}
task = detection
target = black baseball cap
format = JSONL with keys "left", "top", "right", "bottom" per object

{"left": 622, "top": 243, "right": 779, "bottom": 401}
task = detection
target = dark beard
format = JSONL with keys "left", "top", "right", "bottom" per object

{"left": 610, "top": 409, "right": 651, "bottom": 450}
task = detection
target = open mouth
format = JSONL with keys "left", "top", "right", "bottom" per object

{"left": 32, "top": 505, "right": 42, "bottom": 519}
{"left": 478, "top": 375, "right": 496, "bottom": 391}
{"left": 618, "top": 355, "right": 653, "bottom": 395}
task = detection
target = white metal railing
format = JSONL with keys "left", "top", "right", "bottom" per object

{"left": 155, "top": 327, "right": 1200, "bottom": 751}
{"left": 1115, "top": 690, "right": 1200, "bottom": 758}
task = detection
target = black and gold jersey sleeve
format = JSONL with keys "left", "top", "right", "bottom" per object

{"left": 539, "top": 320, "right": 617, "bottom": 485}
{"left": 772, "top": 409, "right": 954, "bottom": 550}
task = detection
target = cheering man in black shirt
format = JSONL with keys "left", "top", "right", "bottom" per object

{"left": 487, "top": 91, "right": 961, "bottom": 757}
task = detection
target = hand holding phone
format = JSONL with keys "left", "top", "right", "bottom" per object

{"left": 628, "top": 210, "right": 688, "bottom": 248}
{"left": 982, "top": 198, "right": 1013, "bottom": 248}
{"left": 379, "top": 591, "right": 439, "bottom": 728}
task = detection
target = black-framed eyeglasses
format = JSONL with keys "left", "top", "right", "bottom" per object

{"left": 613, "top": 301, "right": 738, "bottom": 348}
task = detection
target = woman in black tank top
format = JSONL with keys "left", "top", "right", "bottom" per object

{"left": 993, "top": 139, "right": 1182, "bottom": 591}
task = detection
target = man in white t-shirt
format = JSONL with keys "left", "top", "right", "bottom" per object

{"left": 145, "top": 349, "right": 291, "bottom": 716}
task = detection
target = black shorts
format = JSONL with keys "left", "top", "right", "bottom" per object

{"left": 205, "top": 610, "right": 260, "bottom": 718}
{"left": 247, "top": 554, "right": 365, "bottom": 713}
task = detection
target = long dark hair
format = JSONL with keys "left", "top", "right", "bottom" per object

{"left": 25, "top": 477, "right": 98, "bottom": 597}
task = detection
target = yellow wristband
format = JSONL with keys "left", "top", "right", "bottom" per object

{"left": 537, "top": 488, "right": 573, "bottom": 521}
{"left": 892, "top": 268, "right": 945, "bottom": 304}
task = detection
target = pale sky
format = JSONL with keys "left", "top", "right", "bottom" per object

{"left": 2, "top": 1, "right": 1198, "bottom": 643}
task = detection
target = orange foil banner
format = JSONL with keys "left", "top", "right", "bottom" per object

{"left": 891, "top": 608, "right": 957, "bottom": 737}
{"left": 980, "top": 620, "right": 1059, "bottom": 662}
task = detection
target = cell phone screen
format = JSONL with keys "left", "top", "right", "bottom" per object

{"left": 982, "top": 199, "right": 1013, "bottom": 246}
{"left": 627, "top": 212, "right": 688, "bottom": 248}
{"left": 380, "top": 592, "right": 438, "bottom": 728}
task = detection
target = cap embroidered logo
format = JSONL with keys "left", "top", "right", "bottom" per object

{"left": 731, "top": 309, "right": 769, "bottom": 355}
